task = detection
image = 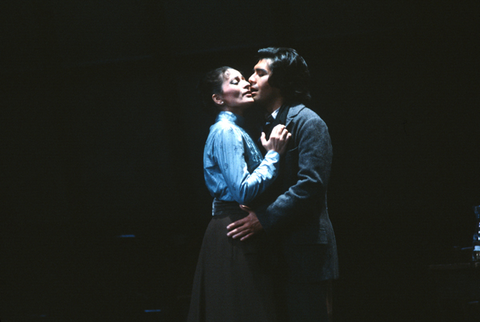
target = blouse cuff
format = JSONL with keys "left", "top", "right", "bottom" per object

{"left": 264, "top": 150, "right": 280, "bottom": 162}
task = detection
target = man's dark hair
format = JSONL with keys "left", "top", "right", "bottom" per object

{"left": 198, "top": 66, "right": 232, "bottom": 114}
{"left": 257, "top": 47, "right": 311, "bottom": 104}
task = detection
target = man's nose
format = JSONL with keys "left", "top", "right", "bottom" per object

{"left": 248, "top": 74, "right": 255, "bottom": 84}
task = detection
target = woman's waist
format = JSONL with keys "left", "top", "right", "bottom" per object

{"left": 212, "top": 198, "right": 246, "bottom": 216}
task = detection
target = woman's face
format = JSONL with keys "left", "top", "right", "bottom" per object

{"left": 216, "top": 69, "right": 254, "bottom": 114}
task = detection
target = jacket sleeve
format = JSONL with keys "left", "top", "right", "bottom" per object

{"left": 257, "top": 113, "right": 332, "bottom": 233}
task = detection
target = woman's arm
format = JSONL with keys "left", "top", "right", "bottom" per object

{"left": 215, "top": 125, "right": 280, "bottom": 205}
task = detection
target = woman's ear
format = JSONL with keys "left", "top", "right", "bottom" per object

{"left": 212, "top": 93, "right": 224, "bottom": 106}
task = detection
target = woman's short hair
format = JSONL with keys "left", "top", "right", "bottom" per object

{"left": 257, "top": 47, "right": 311, "bottom": 104}
{"left": 198, "top": 66, "right": 232, "bottom": 114}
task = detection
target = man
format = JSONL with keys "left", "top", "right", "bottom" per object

{"left": 227, "top": 47, "right": 339, "bottom": 322}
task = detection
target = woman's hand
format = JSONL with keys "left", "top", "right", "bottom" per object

{"left": 261, "top": 124, "right": 291, "bottom": 155}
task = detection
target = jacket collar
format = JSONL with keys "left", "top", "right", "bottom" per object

{"left": 286, "top": 103, "right": 306, "bottom": 126}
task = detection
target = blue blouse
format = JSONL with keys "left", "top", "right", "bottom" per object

{"left": 203, "top": 111, "right": 280, "bottom": 206}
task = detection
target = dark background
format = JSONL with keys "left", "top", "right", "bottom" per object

{"left": 1, "top": 1, "right": 479, "bottom": 321}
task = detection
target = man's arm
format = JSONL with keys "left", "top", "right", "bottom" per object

{"left": 227, "top": 111, "right": 332, "bottom": 240}
{"left": 258, "top": 114, "right": 332, "bottom": 233}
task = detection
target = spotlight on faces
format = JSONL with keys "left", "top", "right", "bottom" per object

{"left": 249, "top": 59, "right": 277, "bottom": 105}
{"left": 216, "top": 69, "right": 254, "bottom": 114}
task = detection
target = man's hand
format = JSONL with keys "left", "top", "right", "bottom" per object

{"left": 226, "top": 205, "right": 263, "bottom": 241}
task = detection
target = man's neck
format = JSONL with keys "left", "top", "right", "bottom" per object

{"left": 264, "top": 96, "right": 285, "bottom": 115}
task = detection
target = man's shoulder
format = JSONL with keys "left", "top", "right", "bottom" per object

{"left": 288, "top": 103, "right": 325, "bottom": 125}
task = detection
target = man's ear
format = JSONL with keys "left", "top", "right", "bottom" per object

{"left": 212, "top": 93, "right": 224, "bottom": 106}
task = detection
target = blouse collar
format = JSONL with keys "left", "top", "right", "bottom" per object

{"left": 216, "top": 111, "right": 245, "bottom": 127}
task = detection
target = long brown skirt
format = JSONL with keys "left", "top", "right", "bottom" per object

{"left": 187, "top": 200, "right": 277, "bottom": 322}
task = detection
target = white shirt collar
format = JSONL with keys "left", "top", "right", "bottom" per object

{"left": 270, "top": 108, "right": 280, "bottom": 119}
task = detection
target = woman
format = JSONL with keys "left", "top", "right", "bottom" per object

{"left": 187, "top": 66, "right": 290, "bottom": 322}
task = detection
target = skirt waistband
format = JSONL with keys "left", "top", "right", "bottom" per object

{"left": 212, "top": 199, "right": 245, "bottom": 216}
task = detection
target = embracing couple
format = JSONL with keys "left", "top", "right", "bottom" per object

{"left": 187, "top": 47, "right": 339, "bottom": 322}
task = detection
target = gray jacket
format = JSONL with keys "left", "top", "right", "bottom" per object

{"left": 256, "top": 103, "right": 339, "bottom": 282}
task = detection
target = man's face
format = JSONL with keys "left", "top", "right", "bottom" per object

{"left": 248, "top": 59, "right": 280, "bottom": 106}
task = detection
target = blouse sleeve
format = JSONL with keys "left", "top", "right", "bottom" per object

{"left": 214, "top": 125, "right": 280, "bottom": 205}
